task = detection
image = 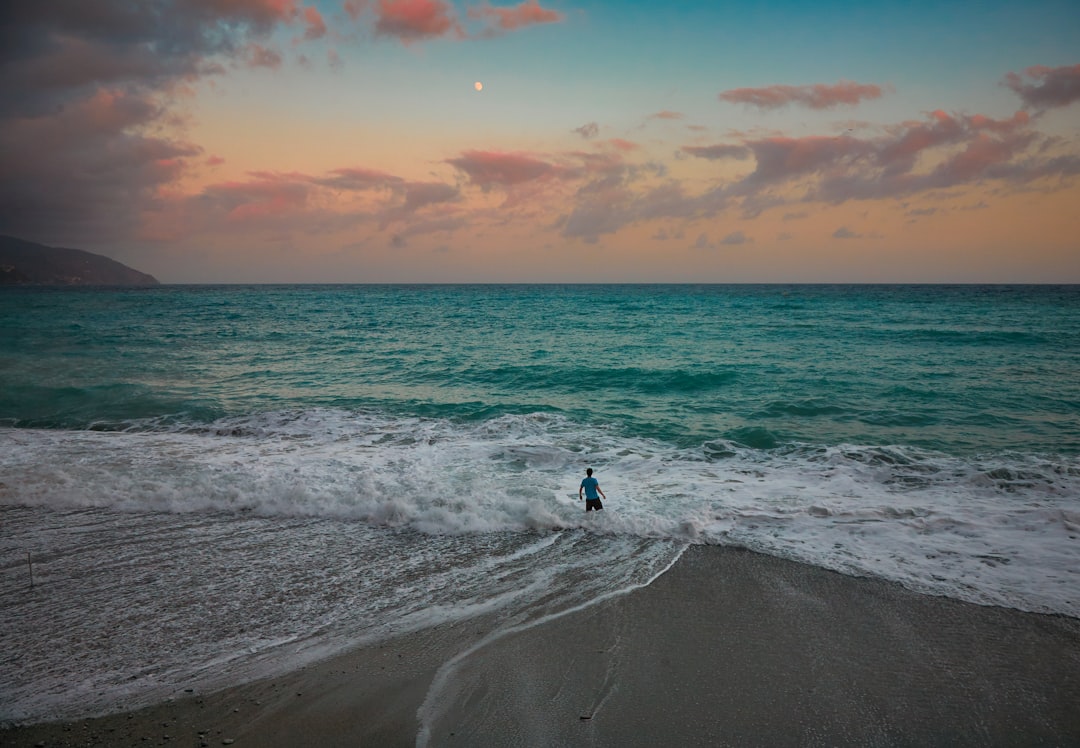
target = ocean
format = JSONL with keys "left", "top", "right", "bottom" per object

{"left": 2, "top": 283, "right": 1078, "bottom": 724}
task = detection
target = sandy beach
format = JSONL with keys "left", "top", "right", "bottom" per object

{"left": 5, "top": 544, "right": 1080, "bottom": 747}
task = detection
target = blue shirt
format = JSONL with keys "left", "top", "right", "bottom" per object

{"left": 580, "top": 476, "right": 599, "bottom": 499}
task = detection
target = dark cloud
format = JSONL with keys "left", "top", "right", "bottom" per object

{"left": 246, "top": 43, "right": 283, "bottom": 69}
{"left": 0, "top": 0, "right": 318, "bottom": 244}
{"left": 573, "top": 122, "right": 599, "bottom": 139}
{"left": 681, "top": 143, "right": 751, "bottom": 160}
{"left": 737, "top": 135, "right": 871, "bottom": 192}
{"left": 560, "top": 180, "right": 727, "bottom": 243}
{"left": 0, "top": 87, "right": 201, "bottom": 240}
{"left": 314, "top": 167, "right": 404, "bottom": 191}
{"left": 720, "top": 230, "right": 750, "bottom": 245}
{"left": 719, "top": 81, "right": 888, "bottom": 111}
{"left": 389, "top": 215, "right": 465, "bottom": 247}
{"left": 380, "top": 181, "right": 461, "bottom": 228}
{"left": 1004, "top": 63, "right": 1080, "bottom": 112}
{"left": 402, "top": 181, "right": 460, "bottom": 211}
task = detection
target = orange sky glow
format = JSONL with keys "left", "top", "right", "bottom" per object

{"left": 2, "top": 1, "right": 1078, "bottom": 282}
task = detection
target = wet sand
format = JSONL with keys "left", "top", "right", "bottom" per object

{"left": 5, "top": 545, "right": 1080, "bottom": 747}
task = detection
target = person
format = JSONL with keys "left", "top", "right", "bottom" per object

{"left": 579, "top": 467, "right": 606, "bottom": 512}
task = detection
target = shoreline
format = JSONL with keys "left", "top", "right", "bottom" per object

{"left": 5, "top": 545, "right": 1080, "bottom": 746}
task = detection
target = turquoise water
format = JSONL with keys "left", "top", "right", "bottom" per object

{"left": 2, "top": 284, "right": 1079, "bottom": 722}
{"left": 3, "top": 284, "right": 1078, "bottom": 453}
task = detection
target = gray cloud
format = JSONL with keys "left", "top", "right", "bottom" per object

{"left": 573, "top": 122, "right": 599, "bottom": 139}
{"left": 0, "top": 0, "right": 313, "bottom": 244}
{"left": 1004, "top": 63, "right": 1080, "bottom": 112}
{"left": 720, "top": 230, "right": 751, "bottom": 245}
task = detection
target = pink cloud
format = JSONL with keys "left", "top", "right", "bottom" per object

{"left": 606, "top": 138, "right": 639, "bottom": 152}
{"left": 648, "top": 110, "right": 684, "bottom": 120}
{"left": 931, "top": 131, "right": 1035, "bottom": 183}
{"left": 467, "top": 1, "right": 564, "bottom": 32}
{"left": 1004, "top": 63, "right": 1080, "bottom": 111}
{"left": 877, "top": 110, "right": 965, "bottom": 169}
{"left": 303, "top": 6, "right": 327, "bottom": 39}
{"left": 681, "top": 144, "right": 751, "bottom": 160}
{"left": 375, "top": 0, "right": 463, "bottom": 43}
{"left": 245, "top": 42, "right": 284, "bottom": 69}
{"left": 727, "top": 110, "right": 1065, "bottom": 204}
{"left": 564, "top": 150, "right": 625, "bottom": 177}
{"left": 203, "top": 173, "right": 310, "bottom": 222}
{"left": 719, "top": 111, "right": 1037, "bottom": 204}
{"left": 206, "top": 155, "right": 226, "bottom": 166}
{"left": 315, "top": 167, "right": 403, "bottom": 190}
{"left": 875, "top": 110, "right": 1031, "bottom": 175}
{"left": 184, "top": 164, "right": 467, "bottom": 237}
{"left": 344, "top": 0, "right": 369, "bottom": 19}
{"left": 720, "top": 81, "right": 888, "bottom": 110}
{"left": 557, "top": 99, "right": 1076, "bottom": 243}
{"left": 967, "top": 110, "right": 1030, "bottom": 133}
{"left": 447, "top": 150, "right": 565, "bottom": 187}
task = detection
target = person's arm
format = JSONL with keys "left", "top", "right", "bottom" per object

{"left": 579, "top": 484, "right": 584, "bottom": 500}
{"left": 597, "top": 485, "right": 606, "bottom": 500}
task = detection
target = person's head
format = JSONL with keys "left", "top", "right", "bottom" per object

{"left": 586, "top": 468, "right": 593, "bottom": 476}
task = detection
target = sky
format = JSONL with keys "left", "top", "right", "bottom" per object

{"left": 1, "top": 0, "right": 1078, "bottom": 282}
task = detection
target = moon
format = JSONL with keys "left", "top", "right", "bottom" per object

{"left": 474, "top": 81, "right": 483, "bottom": 92}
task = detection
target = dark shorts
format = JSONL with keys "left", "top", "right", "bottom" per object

{"left": 585, "top": 498, "right": 603, "bottom": 512}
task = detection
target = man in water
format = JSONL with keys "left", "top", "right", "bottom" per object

{"left": 579, "top": 467, "right": 606, "bottom": 512}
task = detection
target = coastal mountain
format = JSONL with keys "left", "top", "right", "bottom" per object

{"left": 0, "top": 235, "right": 160, "bottom": 286}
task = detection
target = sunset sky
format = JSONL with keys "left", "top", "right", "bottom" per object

{"left": 2, "top": 0, "right": 1078, "bottom": 282}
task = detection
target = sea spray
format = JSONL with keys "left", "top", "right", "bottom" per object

{"left": 2, "top": 411, "right": 1077, "bottom": 616}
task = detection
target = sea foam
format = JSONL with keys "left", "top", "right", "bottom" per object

{"left": 2, "top": 409, "right": 1077, "bottom": 617}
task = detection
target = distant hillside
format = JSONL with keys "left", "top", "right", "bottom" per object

{"left": 0, "top": 236, "right": 159, "bottom": 286}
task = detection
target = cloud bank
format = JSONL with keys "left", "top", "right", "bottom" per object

{"left": 719, "top": 81, "right": 889, "bottom": 110}
{"left": 0, "top": 0, "right": 568, "bottom": 244}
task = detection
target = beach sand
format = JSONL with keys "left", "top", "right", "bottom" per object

{"left": 5, "top": 545, "right": 1080, "bottom": 747}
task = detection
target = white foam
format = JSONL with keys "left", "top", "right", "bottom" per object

{"left": 2, "top": 409, "right": 1078, "bottom": 616}
{"left": 0, "top": 503, "right": 683, "bottom": 724}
